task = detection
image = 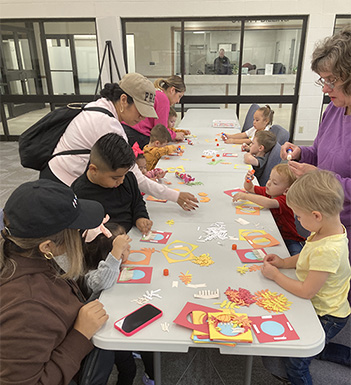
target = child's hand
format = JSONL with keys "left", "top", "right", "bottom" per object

{"left": 241, "top": 143, "right": 249, "bottom": 152}
{"left": 232, "top": 192, "right": 247, "bottom": 202}
{"left": 121, "top": 244, "right": 131, "bottom": 265}
{"left": 74, "top": 300, "right": 108, "bottom": 340}
{"left": 261, "top": 260, "right": 279, "bottom": 281}
{"left": 175, "top": 132, "right": 185, "bottom": 141}
{"left": 224, "top": 138, "right": 236, "bottom": 144}
{"left": 111, "top": 234, "right": 132, "bottom": 260}
{"left": 136, "top": 218, "right": 153, "bottom": 235}
{"left": 263, "top": 253, "right": 285, "bottom": 268}
{"left": 155, "top": 169, "right": 168, "bottom": 179}
{"left": 183, "top": 129, "right": 191, "bottom": 135}
{"left": 245, "top": 170, "right": 255, "bottom": 182}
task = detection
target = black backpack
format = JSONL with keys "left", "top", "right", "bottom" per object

{"left": 18, "top": 103, "right": 114, "bottom": 171}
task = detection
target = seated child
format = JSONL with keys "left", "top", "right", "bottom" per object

{"left": 232, "top": 163, "right": 305, "bottom": 256}
{"left": 133, "top": 142, "right": 168, "bottom": 182}
{"left": 222, "top": 105, "right": 274, "bottom": 145}
{"left": 81, "top": 221, "right": 154, "bottom": 385}
{"left": 243, "top": 130, "right": 277, "bottom": 182}
{"left": 168, "top": 106, "right": 191, "bottom": 136}
{"left": 71, "top": 133, "right": 153, "bottom": 235}
{"left": 261, "top": 170, "right": 351, "bottom": 384}
{"left": 143, "top": 124, "right": 180, "bottom": 171}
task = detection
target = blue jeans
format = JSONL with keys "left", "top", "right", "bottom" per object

{"left": 284, "top": 239, "right": 304, "bottom": 256}
{"left": 284, "top": 314, "right": 350, "bottom": 385}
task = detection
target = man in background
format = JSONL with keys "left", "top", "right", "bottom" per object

{"left": 214, "top": 48, "right": 231, "bottom": 74}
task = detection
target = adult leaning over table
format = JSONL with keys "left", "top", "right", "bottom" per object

{"left": 40, "top": 72, "right": 197, "bottom": 211}
{"left": 0, "top": 179, "right": 108, "bottom": 384}
{"left": 122, "top": 75, "right": 186, "bottom": 149}
{"left": 281, "top": 27, "right": 351, "bottom": 262}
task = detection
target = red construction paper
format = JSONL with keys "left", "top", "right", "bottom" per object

{"left": 249, "top": 314, "right": 299, "bottom": 343}
{"left": 173, "top": 302, "right": 220, "bottom": 333}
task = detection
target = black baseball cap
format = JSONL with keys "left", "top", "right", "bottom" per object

{"left": 4, "top": 179, "right": 105, "bottom": 238}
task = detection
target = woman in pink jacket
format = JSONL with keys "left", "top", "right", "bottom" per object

{"left": 122, "top": 75, "right": 186, "bottom": 149}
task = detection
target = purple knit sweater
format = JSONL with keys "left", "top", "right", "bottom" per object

{"left": 300, "top": 102, "right": 351, "bottom": 246}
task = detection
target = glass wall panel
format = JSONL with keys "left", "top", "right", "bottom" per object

{"left": 3, "top": 103, "right": 51, "bottom": 136}
{"left": 183, "top": 20, "right": 241, "bottom": 96}
{"left": 75, "top": 35, "right": 99, "bottom": 94}
{"left": 334, "top": 16, "right": 351, "bottom": 33}
{"left": 124, "top": 21, "right": 181, "bottom": 77}
{"left": 241, "top": 19, "right": 302, "bottom": 96}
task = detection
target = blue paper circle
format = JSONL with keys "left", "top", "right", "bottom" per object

{"left": 217, "top": 322, "right": 240, "bottom": 336}
{"left": 244, "top": 251, "right": 257, "bottom": 260}
{"left": 261, "top": 321, "right": 284, "bottom": 336}
{"left": 132, "top": 270, "right": 146, "bottom": 280}
{"left": 153, "top": 233, "right": 164, "bottom": 241}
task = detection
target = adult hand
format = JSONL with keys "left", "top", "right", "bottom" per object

{"left": 136, "top": 218, "right": 153, "bottom": 235}
{"left": 263, "top": 253, "right": 285, "bottom": 268}
{"left": 74, "top": 300, "right": 108, "bottom": 340}
{"left": 177, "top": 192, "right": 198, "bottom": 211}
{"left": 111, "top": 234, "right": 132, "bottom": 260}
{"left": 175, "top": 132, "right": 185, "bottom": 141}
{"left": 261, "top": 261, "right": 279, "bottom": 281}
{"left": 288, "top": 161, "right": 317, "bottom": 178}
{"left": 280, "top": 142, "right": 301, "bottom": 161}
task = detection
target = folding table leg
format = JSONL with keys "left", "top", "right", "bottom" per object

{"left": 244, "top": 355, "right": 253, "bottom": 385}
{"left": 154, "top": 351, "right": 162, "bottom": 384}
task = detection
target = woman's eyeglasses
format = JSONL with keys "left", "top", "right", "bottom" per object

{"left": 315, "top": 77, "right": 339, "bottom": 90}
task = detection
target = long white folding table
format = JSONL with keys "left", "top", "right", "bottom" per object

{"left": 93, "top": 109, "right": 325, "bottom": 385}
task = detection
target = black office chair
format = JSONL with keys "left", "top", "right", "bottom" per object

{"left": 257, "top": 142, "right": 282, "bottom": 186}
{"left": 242, "top": 104, "right": 260, "bottom": 132}
{"left": 270, "top": 124, "right": 289, "bottom": 145}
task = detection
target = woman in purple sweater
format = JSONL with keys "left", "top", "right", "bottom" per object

{"left": 281, "top": 27, "right": 351, "bottom": 261}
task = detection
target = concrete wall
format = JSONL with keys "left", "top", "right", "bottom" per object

{"left": 1, "top": 0, "right": 350, "bottom": 141}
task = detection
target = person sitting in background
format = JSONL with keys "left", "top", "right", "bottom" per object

{"left": 232, "top": 163, "right": 305, "bottom": 256}
{"left": 72, "top": 133, "right": 152, "bottom": 235}
{"left": 243, "top": 130, "right": 277, "bottom": 183}
{"left": 214, "top": 48, "right": 231, "bottom": 75}
{"left": 261, "top": 170, "right": 350, "bottom": 385}
{"left": 222, "top": 105, "right": 274, "bottom": 145}
{"left": 168, "top": 106, "right": 191, "bottom": 136}
{"left": 143, "top": 124, "right": 180, "bottom": 171}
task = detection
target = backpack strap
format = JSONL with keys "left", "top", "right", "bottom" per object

{"left": 48, "top": 106, "right": 115, "bottom": 162}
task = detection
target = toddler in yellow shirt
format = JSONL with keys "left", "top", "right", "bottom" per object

{"left": 262, "top": 170, "right": 351, "bottom": 384}
{"left": 143, "top": 124, "right": 180, "bottom": 171}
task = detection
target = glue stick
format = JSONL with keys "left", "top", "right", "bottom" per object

{"left": 246, "top": 169, "right": 255, "bottom": 183}
{"left": 221, "top": 132, "right": 228, "bottom": 140}
{"left": 287, "top": 148, "right": 293, "bottom": 161}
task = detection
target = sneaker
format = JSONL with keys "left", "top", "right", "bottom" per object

{"left": 142, "top": 373, "right": 155, "bottom": 385}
